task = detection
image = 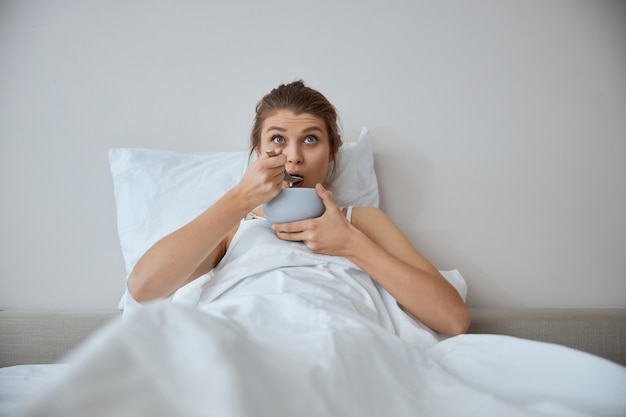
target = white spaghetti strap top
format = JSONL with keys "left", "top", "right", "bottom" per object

{"left": 346, "top": 206, "right": 354, "bottom": 224}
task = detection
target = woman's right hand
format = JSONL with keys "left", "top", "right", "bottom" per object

{"left": 128, "top": 150, "right": 287, "bottom": 303}
{"left": 235, "top": 149, "right": 286, "bottom": 209}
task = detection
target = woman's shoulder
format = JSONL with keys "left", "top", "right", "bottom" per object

{"left": 350, "top": 205, "right": 384, "bottom": 217}
{"left": 350, "top": 206, "right": 407, "bottom": 247}
{"left": 349, "top": 206, "right": 390, "bottom": 227}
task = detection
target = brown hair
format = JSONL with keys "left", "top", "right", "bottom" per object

{"left": 249, "top": 81, "right": 342, "bottom": 166}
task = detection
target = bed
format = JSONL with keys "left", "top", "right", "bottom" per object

{"left": 2, "top": 308, "right": 624, "bottom": 369}
{"left": 2, "top": 129, "right": 625, "bottom": 416}
{"left": 0, "top": 308, "right": 626, "bottom": 368}
{"left": 1, "top": 307, "right": 625, "bottom": 416}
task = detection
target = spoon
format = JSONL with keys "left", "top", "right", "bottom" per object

{"left": 265, "top": 149, "right": 303, "bottom": 185}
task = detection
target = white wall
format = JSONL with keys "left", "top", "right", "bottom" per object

{"left": 1, "top": 0, "right": 624, "bottom": 310}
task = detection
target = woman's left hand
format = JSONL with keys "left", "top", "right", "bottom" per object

{"left": 271, "top": 184, "right": 355, "bottom": 256}
{"left": 274, "top": 185, "right": 471, "bottom": 336}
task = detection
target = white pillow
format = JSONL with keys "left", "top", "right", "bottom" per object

{"left": 109, "top": 127, "right": 379, "bottom": 278}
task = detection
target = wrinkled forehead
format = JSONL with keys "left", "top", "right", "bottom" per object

{"left": 261, "top": 110, "right": 327, "bottom": 135}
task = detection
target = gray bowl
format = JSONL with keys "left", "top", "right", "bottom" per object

{"left": 262, "top": 188, "right": 325, "bottom": 224}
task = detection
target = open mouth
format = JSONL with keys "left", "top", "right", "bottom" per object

{"left": 286, "top": 174, "right": 304, "bottom": 188}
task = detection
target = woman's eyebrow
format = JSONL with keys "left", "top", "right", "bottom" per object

{"left": 302, "top": 126, "right": 324, "bottom": 133}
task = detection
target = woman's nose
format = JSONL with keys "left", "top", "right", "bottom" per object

{"left": 284, "top": 145, "right": 303, "bottom": 164}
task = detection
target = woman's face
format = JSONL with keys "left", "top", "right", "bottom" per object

{"left": 257, "top": 110, "right": 333, "bottom": 188}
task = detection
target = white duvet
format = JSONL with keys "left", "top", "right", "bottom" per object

{"left": 11, "top": 219, "right": 626, "bottom": 417}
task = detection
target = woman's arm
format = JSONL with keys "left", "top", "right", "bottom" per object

{"left": 346, "top": 206, "right": 470, "bottom": 336}
{"left": 272, "top": 184, "right": 470, "bottom": 336}
{"left": 127, "top": 189, "right": 248, "bottom": 302}
{"left": 127, "top": 151, "right": 289, "bottom": 303}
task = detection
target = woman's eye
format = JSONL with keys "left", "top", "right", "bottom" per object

{"left": 271, "top": 135, "right": 285, "bottom": 144}
{"left": 304, "top": 135, "right": 318, "bottom": 144}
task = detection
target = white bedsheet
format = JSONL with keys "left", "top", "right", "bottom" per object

{"left": 11, "top": 220, "right": 626, "bottom": 416}
{"left": 10, "top": 304, "right": 626, "bottom": 417}
{"left": 0, "top": 364, "right": 67, "bottom": 417}
{"left": 6, "top": 304, "right": 626, "bottom": 417}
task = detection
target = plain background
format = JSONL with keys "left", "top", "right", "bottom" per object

{"left": 1, "top": 0, "right": 624, "bottom": 310}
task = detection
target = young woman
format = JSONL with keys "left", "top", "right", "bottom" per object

{"left": 127, "top": 80, "right": 470, "bottom": 336}
{"left": 22, "top": 82, "right": 626, "bottom": 417}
